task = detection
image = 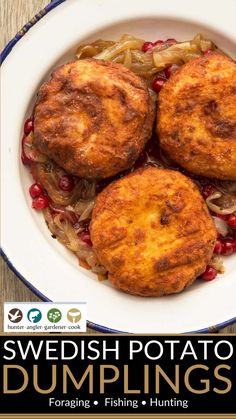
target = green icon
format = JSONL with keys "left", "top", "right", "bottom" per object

{"left": 47, "top": 308, "right": 62, "bottom": 323}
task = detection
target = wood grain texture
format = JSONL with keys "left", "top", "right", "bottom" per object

{"left": 0, "top": 0, "right": 235, "bottom": 334}
{"left": 0, "top": 0, "right": 49, "bottom": 332}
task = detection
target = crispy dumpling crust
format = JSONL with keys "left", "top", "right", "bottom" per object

{"left": 157, "top": 54, "right": 236, "bottom": 180}
{"left": 90, "top": 167, "right": 217, "bottom": 296}
{"left": 34, "top": 58, "right": 155, "bottom": 179}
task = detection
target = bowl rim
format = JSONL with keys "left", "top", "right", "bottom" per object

{"left": 1, "top": 0, "right": 236, "bottom": 334}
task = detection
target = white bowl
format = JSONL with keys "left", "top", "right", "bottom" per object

{"left": 1, "top": 0, "right": 236, "bottom": 333}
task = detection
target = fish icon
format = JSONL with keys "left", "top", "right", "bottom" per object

{"left": 27, "top": 308, "right": 42, "bottom": 323}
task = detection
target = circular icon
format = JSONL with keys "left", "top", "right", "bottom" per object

{"left": 67, "top": 308, "right": 81, "bottom": 323}
{"left": 47, "top": 308, "right": 62, "bottom": 323}
{"left": 27, "top": 308, "right": 42, "bottom": 323}
{"left": 8, "top": 308, "right": 23, "bottom": 323}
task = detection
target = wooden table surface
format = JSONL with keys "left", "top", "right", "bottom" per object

{"left": 1, "top": 0, "right": 235, "bottom": 334}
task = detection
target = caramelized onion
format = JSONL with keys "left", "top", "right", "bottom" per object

{"left": 191, "top": 33, "right": 213, "bottom": 52}
{"left": 95, "top": 34, "right": 144, "bottom": 60}
{"left": 78, "top": 201, "right": 94, "bottom": 221}
{"left": 153, "top": 42, "right": 200, "bottom": 70}
{"left": 75, "top": 33, "right": 219, "bottom": 81}
{"left": 212, "top": 216, "right": 229, "bottom": 237}
{"left": 209, "top": 255, "right": 225, "bottom": 274}
{"left": 49, "top": 203, "right": 78, "bottom": 224}
{"left": 76, "top": 39, "right": 115, "bottom": 59}
{"left": 43, "top": 208, "right": 101, "bottom": 271}
{"left": 91, "top": 264, "right": 107, "bottom": 275}
{"left": 22, "top": 133, "right": 47, "bottom": 163}
{"left": 206, "top": 192, "right": 236, "bottom": 215}
{"left": 31, "top": 163, "right": 96, "bottom": 206}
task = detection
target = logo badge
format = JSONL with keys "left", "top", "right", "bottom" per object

{"left": 8, "top": 308, "right": 23, "bottom": 323}
{"left": 4, "top": 302, "right": 86, "bottom": 332}
{"left": 47, "top": 308, "right": 62, "bottom": 323}
{"left": 27, "top": 308, "right": 42, "bottom": 323}
{"left": 67, "top": 308, "right": 81, "bottom": 323}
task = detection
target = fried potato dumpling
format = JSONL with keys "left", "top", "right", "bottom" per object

{"left": 157, "top": 54, "right": 236, "bottom": 180}
{"left": 34, "top": 59, "right": 154, "bottom": 179}
{"left": 90, "top": 167, "right": 217, "bottom": 296}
